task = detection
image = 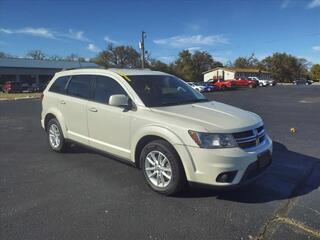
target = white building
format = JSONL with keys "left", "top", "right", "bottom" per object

{"left": 203, "top": 67, "right": 271, "bottom": 82}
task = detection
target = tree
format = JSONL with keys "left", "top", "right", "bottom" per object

{"left": 174, "top": 50, "right": 223, "bottom": 81}
{"left": 93, "top": 44, "right": 140, "bottom": 68}
{"left": 26, "top": 49, "right": 46, "bottom": 60}
{"left": 48, "top": 55, "right": 64, "bottom": 61}
{"left": 191, "top": 50, "right": 222, "bottom": 81}
{"left": 173, "top": 50, "right": 194, "bottom": 81}
{"left": 310, "top": 64, "right": 320, "bottom": 82}
{"left": 261, "top": 53, "right": 308, "bottom": 82}
{"left": 64, "top": 54, "right": 86, "bottom": 62}
{"left": 0, "top": 51, "right": 11, "bottom": 58}
{"left": 149, "top": 59, "right": 173, "bottom": 74}
{"left": 233, "top": 54, "right": 260, "bottom": 69}
{"left": 233, "top": 57, "right": 250, "bottom": 68}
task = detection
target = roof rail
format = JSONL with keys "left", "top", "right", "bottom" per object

{"left": 108, "top": 68, "right": 151, "bottom": 71}
{"left": 61, "top": 66, "right": 103, "bottom": 71}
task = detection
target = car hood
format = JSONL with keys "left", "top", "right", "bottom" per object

{"left": 151, "top": 101, "right": 262, "bottom": 133}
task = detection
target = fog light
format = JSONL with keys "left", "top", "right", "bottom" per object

{"left": 216, "top": 171, "right": 238, "bottom": 183}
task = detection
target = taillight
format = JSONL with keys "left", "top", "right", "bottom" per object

{"left": 40, "top": 93, "right": 44, "bottom": 101}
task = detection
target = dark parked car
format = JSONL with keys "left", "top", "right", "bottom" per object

{"left": 293, "top": 80, "right": 313, "bottom": 85}
{"left": 2, "top": 81, "right": 22, "bottom": 93}
{"left": 30, "top": 83, "right": 47, "bottom": 92}
{"left": 21, "top": 84, "right": 32, "bottom": 93}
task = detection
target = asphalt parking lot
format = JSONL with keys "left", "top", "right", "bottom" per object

{"left": 1, "top": 85, "right": 320, "bottom": 240}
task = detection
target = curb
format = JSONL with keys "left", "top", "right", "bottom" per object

{"left": 0, "top": 96, "right": 40, "bottom": 101}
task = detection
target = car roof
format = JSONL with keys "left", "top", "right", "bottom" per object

{"left": 56, "top": 68, "right": 169, "bottom": 77}
{"left": 108, "top": 68, "right": 168, "bottom": 76}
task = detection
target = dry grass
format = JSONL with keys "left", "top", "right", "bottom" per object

{"left": 0, "top": 92, "right": 41, "bottom": 100}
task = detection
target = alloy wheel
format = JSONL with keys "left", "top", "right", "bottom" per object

{"left": 49, "top": 123, "right": 61, "bottom": 149}
{"left": 144, "top": 150, "right": 172, "bottom": 188}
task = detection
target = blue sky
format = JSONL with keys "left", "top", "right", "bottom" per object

{"left": 0, "top": 0, "right": 319, "bottom": 64}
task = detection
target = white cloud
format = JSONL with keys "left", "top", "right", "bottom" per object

{"left": 186, "top": 47, "right": 202, "bottom": 52}
{"left": 0, "top": 27, "right": 91, "bottom": 42}
{"left": 19, "top": 27, "right": 56, "bottom": 38}
{"left": 213, "top": 56, "right": 229, "bottom": 64}
{"left": 281, "top": 0, "right": 290, "bottom": 8}
{"left": 0, "top": 28, "right": 13, "bottom": 34}
{"left": 87, "top": 43, "right": 100, "bottom": 53}
{"left": 313, "top": 45, "right": 320, "bottom": 51}
{"left": 66, "top": 29, "right": 89, "bottom": 42}
{"left": 158, "top": 56, "right": 175, "bottom": 63}
{"left": 307, "top": 0, "right": 320, "bottom": 8}
{"left": 1, "top": 27, "right": 56, "bottom": 39}
{"left": 153, "top": 34, "right": 229, "bottom": 48}
{"left": 104, "top": 36, "right": 120, "bottom": 44}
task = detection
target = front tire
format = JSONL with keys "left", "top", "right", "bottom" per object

{"left": 140, "top": 140, "right": 186, "bottom": 195}
{"left": 47, "top": 118, "right": 68, "bottom": 152}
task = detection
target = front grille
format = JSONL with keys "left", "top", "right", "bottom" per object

{"left": 233, "top": 125, "right": 266, "bottom": 149}
{"left": 233, "top": 130, "right": 253, "bottom": 139}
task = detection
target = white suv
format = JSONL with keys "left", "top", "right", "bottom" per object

{"left": 248, "top": 77, "right": 269, "bottom": 87}
{"left": 187, "top": 82, "right": 204, "bottom": 92}
{"left": 41, "top": 68, "right": 272, "bottom": 195}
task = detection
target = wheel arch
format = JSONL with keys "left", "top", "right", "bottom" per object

{"left": 131, "top": 125, "right": 193, "bottom": 181}
{"left": 44, "top": 109, "right": 68, "bottom": 138}
{"left": 134, "top": 135, "right": 170, "bottom": 169}
{"left": 44, "top": 113, "right": 56, "bottom": 131}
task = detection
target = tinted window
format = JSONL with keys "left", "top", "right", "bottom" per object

{"left": 49, "top": 76, "right": 69, "bottom": 93}
{"left": 94, "top": 76, "right": 127, "bottom": 104}
{"left": 128, "top": 75, "right": 206, "bottom": 107}
{"left": 67, "top": 75, "right": 92, "bottom": 99}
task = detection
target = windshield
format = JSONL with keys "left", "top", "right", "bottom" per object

{"left": 128, "top": 75, "right": 207, "bottom": 107}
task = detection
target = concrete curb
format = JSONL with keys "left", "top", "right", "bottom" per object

{"left": 0, "top": 96, "right": 40, "bottom": 101}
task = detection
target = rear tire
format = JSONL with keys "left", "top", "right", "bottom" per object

{"left": 140, "top": 140, "right": 186, "bottom": 195}
{"left": 47, "top": 118, "right": 68, "bottom": 152}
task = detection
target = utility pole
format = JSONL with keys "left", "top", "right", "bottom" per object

{"left": 140, "top": 31, "right": 146, "bottom": 69}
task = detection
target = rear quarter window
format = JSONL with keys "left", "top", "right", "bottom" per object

{"left": 49, "top": 76, "right": 70, "bottom": 94}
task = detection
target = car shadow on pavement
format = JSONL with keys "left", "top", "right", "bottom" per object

{"left": 179, "top": 141, "right": 320, "bottom": 203}
{"left": 65, "top": 143, "right": 96, "bottom": 154}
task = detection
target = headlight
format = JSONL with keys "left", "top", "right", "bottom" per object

{"left": 188, "top": 130, "right": 237, "bottom": 148}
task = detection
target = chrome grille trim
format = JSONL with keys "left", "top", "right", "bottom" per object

{"left": 233, "top": 126, "right": 266, "bottom": 149}
{"left": 235, "top": 129, "right": 265, "bottom": 143}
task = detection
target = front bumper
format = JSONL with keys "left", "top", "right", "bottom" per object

{"left": 175, "top": 135, "right": 273, "bottom": 187}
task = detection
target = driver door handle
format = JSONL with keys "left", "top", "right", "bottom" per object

{"left": 60, "top": 100, "right": 66, "bottom": 105}
{"left": 89, "top": 107, "right": 98, "bottom": 112}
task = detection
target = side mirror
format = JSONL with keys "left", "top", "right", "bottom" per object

{"left": 109, "top": 94, "right": 129, "bottom": 107}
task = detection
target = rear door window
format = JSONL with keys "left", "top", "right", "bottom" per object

{"left": 67, "top": 75, "right": 93, "bottom": 99}
{"left": 49, "top": 76, "right": 70, "bottom": 94}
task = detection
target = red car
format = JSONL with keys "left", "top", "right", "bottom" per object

{"left": 208, "top": 79, "right": 237, "bottom": 90}
{"left": 234, "top": 78, "right": 258, "bottom": 88}
{"left": 2, "top": 81, "right": 22, "bottom": 93}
